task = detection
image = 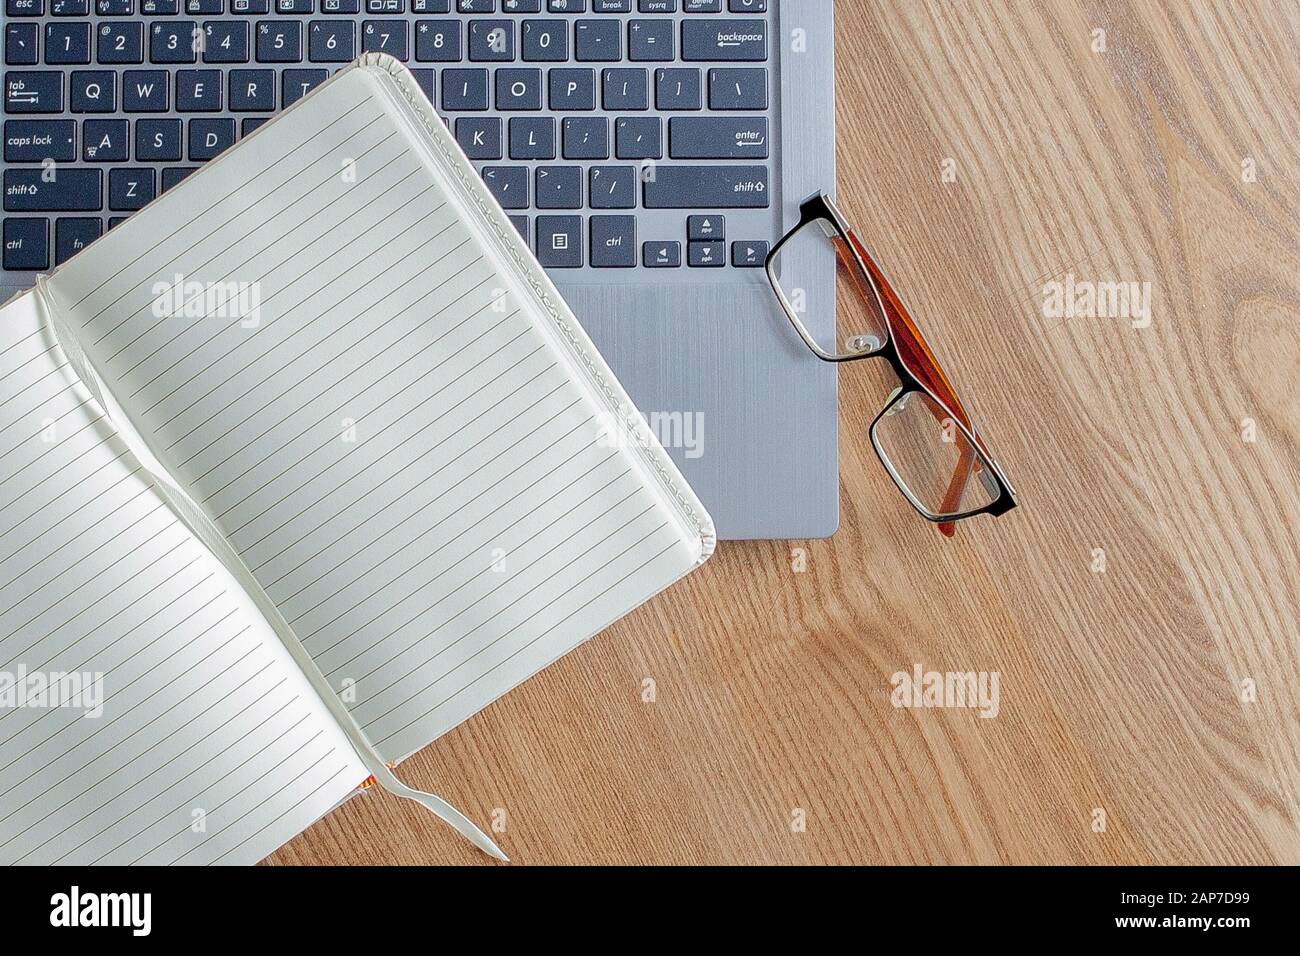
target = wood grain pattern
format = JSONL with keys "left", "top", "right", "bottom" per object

{"left": 268, "top": 0, "right": 1300, "bottom": 865}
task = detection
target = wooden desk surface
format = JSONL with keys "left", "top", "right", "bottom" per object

{"left": 269, "top": 1, "right": 1300, "bottom": 865}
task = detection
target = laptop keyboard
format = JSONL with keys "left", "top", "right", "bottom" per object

{"left": 3, "top": 0, "right": 776, "bottom": 278}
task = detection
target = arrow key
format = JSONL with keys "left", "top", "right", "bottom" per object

{"left": 642, "top": 241, "right": 681, "bottom": 268}
{"left": 731, "top": 239, "right": 768, "bottom": 267}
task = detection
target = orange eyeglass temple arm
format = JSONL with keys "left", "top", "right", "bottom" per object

{"left": 835, "top": 231, "right": 988, "bottom": 537}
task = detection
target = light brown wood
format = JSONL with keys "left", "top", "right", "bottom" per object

{"left": 268, "top": 0, "right": 1300, "bottom": 865}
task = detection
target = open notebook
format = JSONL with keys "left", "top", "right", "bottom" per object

{"left": 0, "top": 55, "right": 714, "bottom": 865}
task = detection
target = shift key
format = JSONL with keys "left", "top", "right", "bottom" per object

{"left": 4, "top": 169, "right": 102, "bottom": 212}
{"left": 682, "top": 19, "right": 767, "bottom": 61}
{"left": 643, "top": 166, "right": 769, "bottom": 208}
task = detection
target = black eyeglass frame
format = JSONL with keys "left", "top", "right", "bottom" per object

{"left": 763, "top": 192, "right": 1018, "bottom": 527}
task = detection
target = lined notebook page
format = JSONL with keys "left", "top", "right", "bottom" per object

{"left": 0, "top": 295, "right": 366, "bottom": 865}
{"left": 43, "top": 64, "right": 706, "bottom": 764}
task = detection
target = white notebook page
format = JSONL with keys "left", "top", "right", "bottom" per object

{"left": 0, "top": 295, "right": 367, "bottom": 865}
{"left": 42, "top": 64, "right": 706, "bottom": 764}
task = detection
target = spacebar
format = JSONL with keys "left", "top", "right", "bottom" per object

{"left": 642, "top": 166, "right": 770, "bottom": 208}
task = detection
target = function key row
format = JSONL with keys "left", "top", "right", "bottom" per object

{"left": 6, "top": 0, "right": 766, "bottom": 13}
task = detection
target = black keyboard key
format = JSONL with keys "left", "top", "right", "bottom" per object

{"left": 184, "top": 0, "right": 222, "bottom": 10}
{"left": 240, "top": 117, "right": 269, "bottom": 136}
{"left": 459, "top": 0, "right": 495, "bottom": 10}
{"left": 51, "top": 0, "right": 92, "bottom": 12}
{"left": 175, "top": 69, "right": 221, "bottom": 110}
{"left": 142, "top": 0, "right": 181, "bottom": 11}
{"left": 233, "top": 0, "right": 269, "bottom": 8}
{"left": 229, "top": 68, "right": 276, "bottom": 109}
{"left": 6, "top": 24, "right": 39, "bottom": 67}
{"left": 728, "top": 0, "right": 764, "bottom": 10}
{"left": 681, "top": 18, "right": 766, "bottom": 61}
{"left": 136, "top": 118, "right": 182, "bottom": 159}
{"left": 97, "top": 0, "right": 134, "bottom": 12}
{"left": 686, "top": 214, "right": 721, "bottom": 240}
{"left": 534, "top": 164, "right": 579, "bottom": 207}
{"left": 454, "top": 116, "right": 501, "bottom": 158}
{"left": 614, "top": 116, "right": 659, "bottom": 159}
{"left": 362, "top": 20, "right": 408, "bottom": 60}
{"left": 730, "top": 239, "right": 767, "bottom": 266}
{"left": 548, "top": 68, "right": 594, "bottom": 110}
{"left": 44, "top": 23, "right": 91, "bottom": 65}
{"left": 590, "top": 215, "right": 634, "bottom": 267}
{"left": 3, "top": 120, "right": 76, "bottom": 162}
{"left": 509, "top": 214, "right": 527, "bottom": 240}
{"left": 70, "top": 71, "right": 116, "bottom": 112}
{"left": 602, "top": 68, "right": 647, "bottom": 110}
{"left": 98, "top": 22, "right": 145, "bottom": 64}
{"left": 277, "top": 0, "right": 311, "bottom": 10}
{"left": 108, "top": 167, "right": 155, "bottom": 210}
{"left": 520, "top": 19, "right": 565, "bottom": 61}
{"left": 411, "top": 0, "right": 449, "bottom": 10}
{"left": 561, "top": 116, "right": 607, "bottom": 159}
{"left": 588, "top": 165, "right": 634, "bottom": 208}
{"left": 441, "top": 68, "right": 487, "bottom": 109}
{"left": 546, "top": 0, "right": 584, "bottom": 10}
{"left": 4, "top": 72, "right": 63, "bottom": 113}
{"left": 670, "top": 115, "right": 766, "bottom": 158}
{"left": 495, "top": 67, "right": 540, "bottom": 109}
{"left": 366, "top": 0, "right": 403, "bottom": 9}
{"left": 594, "top": 0, "right": 630, "bottom": 10}
{"left": 122, "top": 70, "right": 169, "bottom": 111}
{"left": 637, "top": 0, "right": 673, "bottom": 11}
{"left": 502, "top": 0, "right": 541, "bottom": 9}
{"left": 3, "top": 217, "right": 48, "bottom": 269}
{"left": 687, "top": 240, "right": 723, "bottom": 267}
{"left": 204, "top": 21, "right": 252, "bottom": 63}
{"left": 481, "top": 164, "right": 527, "bottom": 209}
{"left": 642, "top": 240, "right": 679, "bottom": 267}
{"left": 161, "top": 166, "right": 198, "bottom": 191}
{"left": 508, "top": 116, "right": 553, "bottom": 158}
{"left": 643, "top": 165, "right": 768, "bottom": 208}
{"left": 7, "top": 0, "right": 43, "bottom": 13}
{"left": 708, "top": 66, "right": 766, "bottom": 109}
{"left": 683, "top": 0, "right": 719, "bottom": 10}
{"left": 108, "top": 216, "right": 128, "bottom": 228}
{"left": 4, "top": 168, "right": 101, "bottom": 211}
{"left": 654, "top": 67, "right": 700, "bottom": 109}
{"left": 151, "top": 21, "right": 200, "bottom": 64}
{"left": 309, "top": 21, "right": 354, "bottom": 61}
{"left": 468, "top": 20, "right": 513, "bottom": 60}
{"left": 282, "top": 68, "right": 326, "bottom": 105}
{"left": 535, "top": 215, "right": 580, "bottom": 267}
{"left": 415, "top": 20, "right": 460, "bottom": 61}
{"left": 574, "top": 19, "right": 619, "bottom": 61}
{"left": 188, "top": 117, "right": 235, "bottom": 158}
{"left": 628, "top": 18, "right": 673, "bottom": 61}
{"left": 82, "top": 118, "right": 128, "bottom": 160}
{"left": 257, "top": 20, "right": 302, "bottom": 61}
{"left": 410, "top": 67, "right": 434, "bottom": 102}
{"left": 55, "top": 216, "right": 101, "bottom": 264}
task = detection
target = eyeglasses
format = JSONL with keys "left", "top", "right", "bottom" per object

{"left": 765, "top": 193, "right": 1017, "bottom": 537}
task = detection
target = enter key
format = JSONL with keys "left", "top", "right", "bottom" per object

{"left": 669, "top": 116, "right": 769, "bottom": 159}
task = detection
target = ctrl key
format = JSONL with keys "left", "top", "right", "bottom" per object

{"left": 3, "top": 217, "right": 49, "bottom": 270}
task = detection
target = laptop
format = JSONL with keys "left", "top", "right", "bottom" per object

{"left": 1, "top": 0, "right": 837, "bottom": 539}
